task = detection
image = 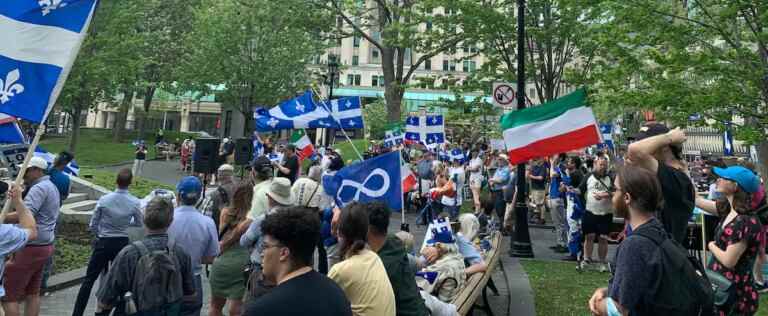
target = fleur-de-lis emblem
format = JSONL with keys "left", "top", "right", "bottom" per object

{"left": 267, "top": 118, "right": 279, "bottom": 127}
{"left": 0, "top": 69, "right": 25, "bottom": 104}
{"left": 345, "top": 100, "right": 352, "bottom": 108}
{"left": 38, "top": 0, "right": 68, "bottom": 16}
{"left": 295, "top": 100, "right": 305, "bottom": 113}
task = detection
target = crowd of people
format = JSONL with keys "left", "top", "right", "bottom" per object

{"left": 1, "top": 121, "right": 767, "bottom": 316}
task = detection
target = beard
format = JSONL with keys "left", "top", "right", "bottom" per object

{"left": 613, "top": 194, "right": 630, "bottom": 219}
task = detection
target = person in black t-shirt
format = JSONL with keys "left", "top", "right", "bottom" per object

{"left": 626, "top": 123, "right": 694, "bottom": 245}
{"left": 274, "top": 144, "right": 300, "bottom": 184}
{"left": 132, "top": 143, "right": 147, "bottom": 178}
{"left": 243, "top": 207, "right": 352, "bottom": 316}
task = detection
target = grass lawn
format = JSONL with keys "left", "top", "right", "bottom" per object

{"left": 79, "top": 167, "right": 173, "bottom": 197}
{"left": 333, "top": 139, "right": 368, "bottom": 163}
{"left": 521, "top": 259, "right": 768, "bottom": 315}
{"left": 40, "top": 128, "right": 194, "bottom": 168}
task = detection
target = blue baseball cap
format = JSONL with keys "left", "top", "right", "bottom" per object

{"left": 713, "top": 166, "right": 760, "bottom": 194}
{"left": 176, "top": 176, "right": 202, "bottom": 200}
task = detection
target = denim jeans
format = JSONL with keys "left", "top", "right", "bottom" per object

{"left": 180, "top": 274, "right": 203, "bottom": 316}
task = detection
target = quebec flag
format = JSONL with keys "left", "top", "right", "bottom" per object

{"left": 0, "top": 113, "right": 25, "bottom": 144}
{"left": 405, "top": 115, "right": 445, "bottom": 145}
{"left": 254, "top": 91, "right": 330, "bottom": 132}
{"left": 314, "top": 96, "right": 364, "bottom": 129}
{"left": 0, "top": 0, "right": 99, "bottom": 123}
{"left": 383, "top": 129, "right": 404, "bottom": 148}
{"left": 322, "top": 151, "right": 402, "bottom": 211}
{"left": 35, "top": 146, "right": 79, "bottom": 176}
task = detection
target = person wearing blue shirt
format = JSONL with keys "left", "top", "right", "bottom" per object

{"left": 168, "top": 176, "right": 219, "bottom": 316}
{"left": 48, "top": 151, "right": 74, "bottom": 204}
{"left": 488, "top": 154, "right": 511, "bottom": 227}
{"left": 548, "top": 154, "right": 569, "bottom": 253}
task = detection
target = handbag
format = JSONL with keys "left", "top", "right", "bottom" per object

{"left": 705, "top": 254, "right": 735, "bottom": 307}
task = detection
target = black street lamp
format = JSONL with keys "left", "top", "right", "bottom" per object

{"left": 511, "top": 0, "right": 534, "bottom": 258}
{"left": 323, "top": 55, "right": 340, "bottom": 146}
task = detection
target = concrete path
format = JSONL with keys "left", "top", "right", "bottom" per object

{"left": 99, "top": 159, "right": 192, "bottom": 187}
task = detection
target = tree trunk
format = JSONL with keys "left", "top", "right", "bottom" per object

{"left": 137, "top": 86, "right": 156, "bottom": 139}
{"left": 384, "top": 84, "right": 404, "bottom": 123}
{"left": 112, "top": 89, "right": 134, "bottom": 142}
{"left": 68, "top": 105, "right": 83, "bottom": 154}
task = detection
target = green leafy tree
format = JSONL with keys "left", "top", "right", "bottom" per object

{"left": 585, "top": 1, "right": 768, "bottom": 174}
{"left": 179, "top": 0, "right": 330, "bottom": 136}
{"left": 311, "top": 0, "right": 477, "bottom": 123}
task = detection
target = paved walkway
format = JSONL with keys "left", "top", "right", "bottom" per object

{"left": 100, "top": 160, "right": 192, "bottom": 187}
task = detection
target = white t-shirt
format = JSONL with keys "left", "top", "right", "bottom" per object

{"left": 585, "top": 174, "right": 613, "bottom": 215}
{"left": 468, "top": 157, "right": 484, "bottom": 180}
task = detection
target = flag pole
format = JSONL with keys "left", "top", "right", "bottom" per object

{"left": 399, "top": 149, "right": 406, "bottom": 225}
{"left": 309, "top": 87, "right": 363, "bottom": 161}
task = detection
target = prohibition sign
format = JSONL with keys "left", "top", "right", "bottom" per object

{"left": 493, "top": 84, "right": 515, "bottom": 106}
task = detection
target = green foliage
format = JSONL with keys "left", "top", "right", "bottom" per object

{"left": 178, "top": 0, "right": 330, "bottom": 131}
{"left": 586, "top": 1, "right": 768, "bottom": 144}
{"left": 364, "top": 100, "right": 391, "bottom": 140}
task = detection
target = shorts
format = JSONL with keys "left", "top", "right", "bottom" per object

{"left": 2, "top": 244, "right": 55, "bottom": 302}
{"left": 469, "top": 176, "right": 484, "bottom": 189}
{"left": 582, "top": 211, "right": 613, "bottom": 236}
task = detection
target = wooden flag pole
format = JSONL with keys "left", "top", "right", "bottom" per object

{"left": 310, "top": 87, "right": 363, "bottom": 161}
{"left": 0, "top": 123, "right": 46, "bottom": 222}
{"left": 701, "top": 212, "right": 708, "bottom": 266}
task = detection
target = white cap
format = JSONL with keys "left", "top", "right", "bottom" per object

{"left": 19, "top": 156, "right": 48, "bottom": 170}
{"left": 218, "top": 164, "right": 234, "bottom": 172}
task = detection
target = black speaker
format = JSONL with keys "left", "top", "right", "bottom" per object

{"left": 193, "top": 138, "right": 220, "bottom": 174}
{"left": 235, "top": 138, "right": 253, "bottom": 166}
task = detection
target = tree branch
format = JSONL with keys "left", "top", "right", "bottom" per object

{"left": 330, "top": 0, "right": 384, "bottom": 51}
{"left": 403, "top": 36, "right": 464, "bottom": 84}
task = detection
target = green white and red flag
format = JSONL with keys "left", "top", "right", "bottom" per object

{"left": 500, "top": 88, "right": 601, "bottom": 164}
{"left": 291, "top": 129, "right": 315, "bottom": 161}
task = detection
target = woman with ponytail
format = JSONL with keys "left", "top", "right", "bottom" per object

{"left": 328, "top": 202, "right": 396, "bottom": 316}
{"left": 696, "top": 166, "right": 762, "bottom": 315}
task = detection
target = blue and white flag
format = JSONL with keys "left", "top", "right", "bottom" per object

{"left": 598, "top": 123, "right": 614, "bottom": 150}
{"left": 405, "top": 115, "right": 445, "bottom": 145}
{"left": 449, "top": 148, "right": 466, "bottom": 164}
{"left": 322, "top": 151, "right": 402, "bottom": 211}
{"left": 383, "top": 129, "right": 404, "bottom": 148}
{"left": 314, "top": 96, "right": 363, "bottom": 129}
{"left": 0, "top": 0, "right": 99, "bottom": 123}
{"left": 34, "top": 146, "right": 79, "bottom": 176}
{"left": 724, "top": 124, "right": 734, "bottom": 156}
{"left": 268, "top": 152, "right": 283, "bottom": 163}
{"left": 0, "top": 113, "right": 25, "bottom": 144}
{"left": 254, "top": 91, "right": 330, "bottom": 132}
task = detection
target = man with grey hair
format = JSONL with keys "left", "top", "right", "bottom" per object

{"left": 96, "top": 197, "right": 195, "bottom": 315}
{"left": 291, "top": 165, "right": 332, "bottom": 273}
{"left": 203, "top": 164, "right": 238, "bottom": 233}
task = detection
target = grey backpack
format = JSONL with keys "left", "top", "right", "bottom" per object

{"left": 131, "top": 241, "right": 184, "bottom": 312}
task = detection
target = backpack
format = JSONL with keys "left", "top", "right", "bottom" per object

{"left": 633, "top": 228, "right": 714, "bottom": 316}
{"left": 130, "top": 241, "right": 184, "bottom": 314}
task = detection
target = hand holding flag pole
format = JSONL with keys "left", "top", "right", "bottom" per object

{"left": 310, "top": 86, "right": 363, "bottom": 161}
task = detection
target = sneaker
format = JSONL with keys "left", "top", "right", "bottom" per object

{"left": 579, "top": 258, "right": 594, "bottom": 270}
{"left": 598, "top": 262, "right": 609, "bottom": 273}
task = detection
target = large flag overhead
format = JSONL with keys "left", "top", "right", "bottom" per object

{"left": 500, "top": 88, "right": 600, "bottom": 164}
{"left": 0, "top": 0, "right": 99, "bottom": 123}
{"left": 0, "top": 113, "right": 25, "bottom": 144}
{"left": 322, "top": 151, "right": 402, "bottom": 211}
{"left": 254, "top": 91, "right": 330, "bottom": 131}
{"left": 316, "top": 96, "right": 364, "bottom": 129}
{"left": 405, "top": 115, "right": 445, "bottom": 145}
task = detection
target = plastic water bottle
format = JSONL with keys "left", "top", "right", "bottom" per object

{"left": 124, "top": 292, "right": 137, "bottom": 315}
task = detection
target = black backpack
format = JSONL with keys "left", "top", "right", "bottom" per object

{"left": 633, "top": 228, "right": 714, "bottom": 316}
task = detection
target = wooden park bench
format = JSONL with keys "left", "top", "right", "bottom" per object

{"left": 451, "top": 231, "right": 503, "bottom": 316}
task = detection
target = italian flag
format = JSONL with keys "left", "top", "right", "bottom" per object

{"left": 401, "top": 154, "right": 417, "bottom": 192}
{"left": 500, "top": 88, "right": 600, "bottom": 164}
{"left": 291, "top": 130, "right": 315, "bottom": 161}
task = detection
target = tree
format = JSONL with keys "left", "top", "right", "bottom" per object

{"left": 586, "top": 0, "right": 768, "bottom": 174}
{"left": 312, "top": 0, "right": 476, "bottom": 123}
{"left": 179, "top": 0, "right": 330, "bottom": 136}
{"left": 461, "top": 0, "right": 602, "bottom": 104}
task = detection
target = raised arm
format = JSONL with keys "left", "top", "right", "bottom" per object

{"left": 626, "top": 128, "right": 686, "bottom": 174}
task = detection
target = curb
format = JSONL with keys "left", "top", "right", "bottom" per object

{"left": 43, "top": 267, "right": 86, "bottom": 294}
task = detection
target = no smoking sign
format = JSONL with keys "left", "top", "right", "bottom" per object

{"left": 492, "top": 82, "right": 515, "bottom": 108}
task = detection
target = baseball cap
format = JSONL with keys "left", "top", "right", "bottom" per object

{"left": 19, "top": 156, "right": 48, "bottom": 170}
{"left": 250, "top": 156, "right": 273, "bottom": 172}
{"left": 176, "top": 176, "right": 203, "bottom": 200}
{"left": 632, "top": 123, "right": 670, "bottom": 141}
{"left": 713, "top": 166, "right": 760, "bottom": 194}
{"left": 56, "top": 151, "right": 74, "bottom": 164}
{"left": 218, "top": 164, "right": 234, "bottom": 172}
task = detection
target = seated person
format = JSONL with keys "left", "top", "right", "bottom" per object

{"left": 416, "top": 217, "right": 466, "bottom": 302}
{"left": 455, "top": 214, "right": 487, "bottom": 275}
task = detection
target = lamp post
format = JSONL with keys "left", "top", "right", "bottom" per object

{"left": 324, "top": 55, "right": 340, "bottom": 146}
{"left": 511, "top": 0, "right": 534, "bottom": 258}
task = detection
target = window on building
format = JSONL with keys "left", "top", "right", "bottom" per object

{"left": 372, "top": 75, "right": 385, "bottom": 87}
{"left": 337, "top": 37, "right": 342, "bottom": 45}
{"left": 462, "top": 60, "right": 476, "bottom": 72}
{"left": 449, "top": 60, "right": 456, "bottom": 71}
{"left": 354, "top": 74, "right": 361, "bottom": 86}
{"left": 443, "top": 60, "right": 449, "bottom": 71}
{"left": 347, "top": 74, "right": 354, "bottom": 86}
{"left": 372, "top": 50, "right": 379, "bottom": 59}
{"left": 353, "top": 35, "right": 361, "bottom": 47}
{"left": 426, "top": 21, "right": 433, "bottom": 30}
{"left": 352, "top": 55, "right": 359, "bottom": 66}
{"left": 424, "top": 59, "right": 431, "bottom": 70}
{"left": 336, "top": 16, "right": 343, "bottom": 28}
